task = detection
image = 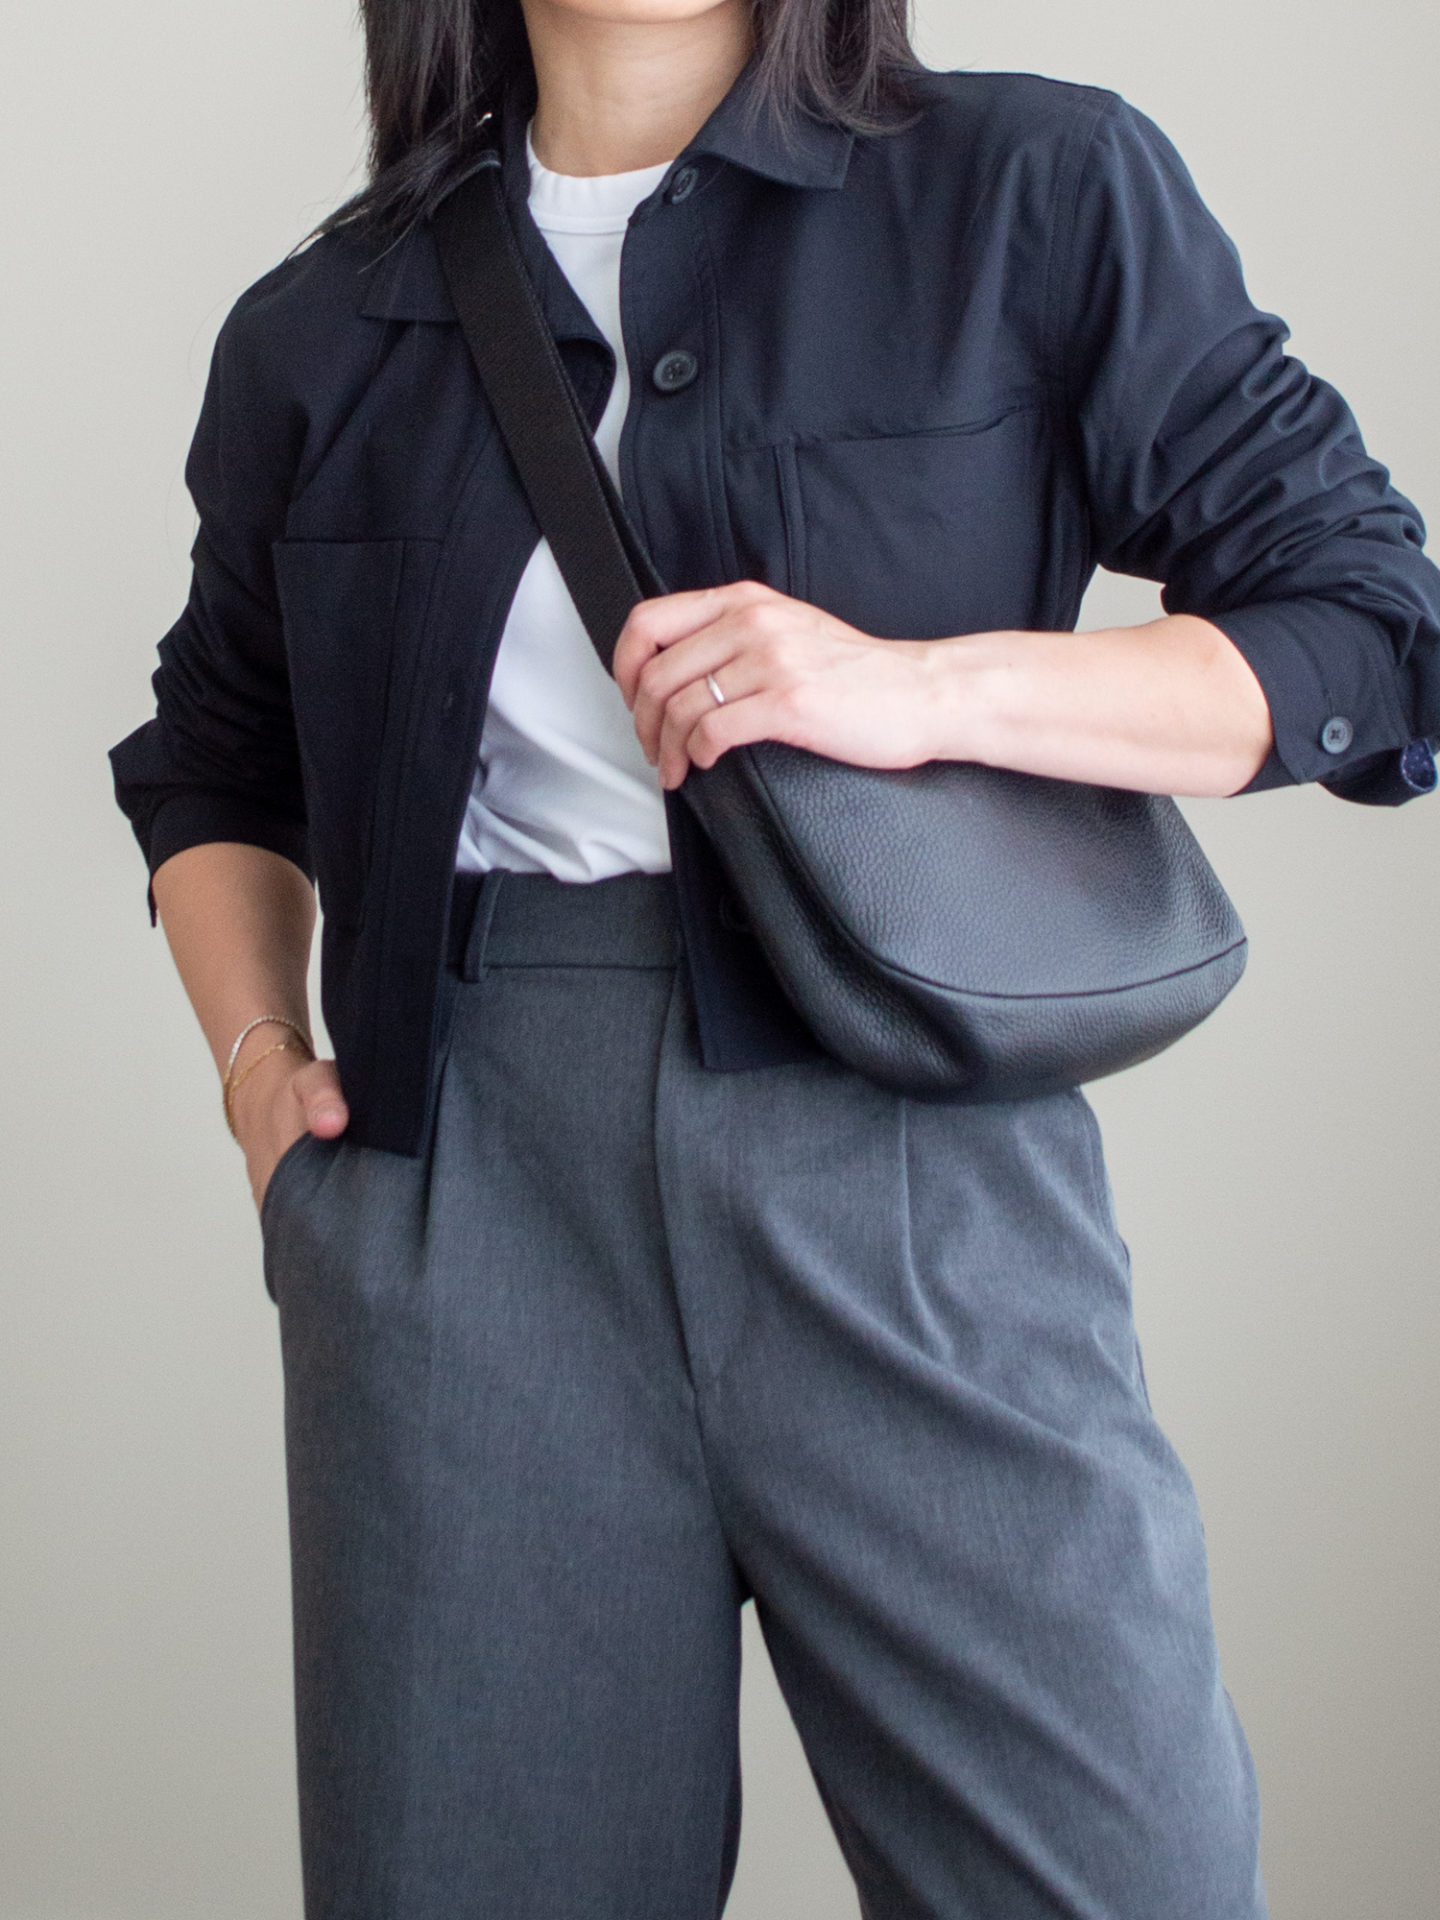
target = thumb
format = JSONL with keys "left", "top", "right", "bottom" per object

{"left": 295, "top": 1057, "right": 350, "bottom": 1139}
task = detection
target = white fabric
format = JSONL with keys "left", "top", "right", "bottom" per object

{"left": 454, "top": 130, "right": 675, "bottom": 880}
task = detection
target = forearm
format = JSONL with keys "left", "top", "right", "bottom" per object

{"left": 923, "top": 613, "right": 1274, "bottom": 797}
{"left": 151, "top": 841, "right": 316, "bottom": 1081}
{"left": 618, "top": 584, "right": 1276, "bottom": 797}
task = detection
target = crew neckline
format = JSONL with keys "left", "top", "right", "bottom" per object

{"left": 525, "top": 122, "right": 674, "bottom": 233}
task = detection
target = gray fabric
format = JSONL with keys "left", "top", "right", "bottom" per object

{"left": 263, "top": 871, "right": 1266, "bottom": 1920}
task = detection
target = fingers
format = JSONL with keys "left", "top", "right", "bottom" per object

{"left": 613, "top": 580, "right": 778, "bottom": 707}
{"left": 293, "top": 1056, "right": 349, "bottom": 1138}
{"left": 616, "top": 580, "right": 902, "bottom": 786}
{"left": 631, "top": 626, "right": 749, "bottom": 759}
{"left": 670, "top": 688, "right": 805, "bottom": 784}
{"left": 652, "top": 651, "right": 774, "bottom": 786}
{"left": 630, "top": 589, "right": 802, "bottom": 767}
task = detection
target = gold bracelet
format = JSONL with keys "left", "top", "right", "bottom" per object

{"left": 222, "top": 1015, "right": 314, "bottom": 1139}
{"left": 224, "top": 1014, "right": 313, "bottom": 1081}
{"left": 223, "top": 1039, "right": 308, "bottom": 1141}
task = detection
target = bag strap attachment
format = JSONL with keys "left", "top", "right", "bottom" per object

{"left": 431, "top": 158, "right": 667, "bottom": 675}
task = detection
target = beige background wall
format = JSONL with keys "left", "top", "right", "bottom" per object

{"left": 2, "top": 1, "right": 1436, "bottom": 1914}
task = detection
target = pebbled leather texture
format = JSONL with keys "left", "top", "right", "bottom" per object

{"left": 683, "top": 744, "right": 1247, "bottom": 1100}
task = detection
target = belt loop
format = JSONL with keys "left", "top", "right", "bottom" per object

{"left": 462, "top": 870, "right": 508, "bottom": 983}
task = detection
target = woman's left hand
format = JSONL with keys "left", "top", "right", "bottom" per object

{"left": 612, "top": 581, "right": 938, "bottom": 789}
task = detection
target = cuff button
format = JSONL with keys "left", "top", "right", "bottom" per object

{"left": 1320, "top": 715, "right": 1354, "bottom": 755}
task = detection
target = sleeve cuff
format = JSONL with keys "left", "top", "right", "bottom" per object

{"left": 1320, "top": 736, "right": 1439, "bottom": 809}
{"left": 144, "top": 792, "right": 313, "bottom": 922}
{"left": 1198, "top": 596, "right": 1412, "bottom": 789}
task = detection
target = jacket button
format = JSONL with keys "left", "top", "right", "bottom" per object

{"left": 668, "top": 165, "right": 698, "bottom": 203}
{"left": 1320, "top": 715, "right": 1354, "bottom": 754}
{"left": 653, "top": 350, "right": 699, "bottom": 393}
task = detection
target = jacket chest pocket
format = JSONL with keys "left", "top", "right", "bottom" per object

{"left": 727, "top": 405, "right": 1053, "bottom": 638}
{"left": 272, "top": 537, "right": 441, "bottom": 930}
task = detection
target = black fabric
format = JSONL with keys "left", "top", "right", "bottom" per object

{"left": 110, "top": 60, "right": 1440, "bottom": 1149}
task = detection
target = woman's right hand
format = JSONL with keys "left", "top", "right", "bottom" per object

{"left": 230, "top": 1047, "right": 350, "bottom": 1214}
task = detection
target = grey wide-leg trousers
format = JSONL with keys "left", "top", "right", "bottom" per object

{"left": 262, "top": 871, "right": 1266, "bottom": 1920}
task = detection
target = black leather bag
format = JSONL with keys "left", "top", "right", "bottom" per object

{"left": 433, "top": 160, "right": 1247, "bottom": 1100}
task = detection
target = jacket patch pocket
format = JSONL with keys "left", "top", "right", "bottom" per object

{"left": 272, "top": 538, "right": 440, "bottom": 931}
{"left": 785, "top": 407, "right": 1048, "bottom": 640}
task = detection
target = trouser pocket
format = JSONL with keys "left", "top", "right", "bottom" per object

{"left": 259, "top": 1131, "right": 332, "bottom": 1304}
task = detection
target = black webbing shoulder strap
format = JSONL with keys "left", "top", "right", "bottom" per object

{"left": 431, "top": 157, "right": 667, "bottom": 674}
{"left": 431, "top": 156, "right": 835, "bottom": 1069}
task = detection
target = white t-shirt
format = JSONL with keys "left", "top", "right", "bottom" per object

{"left": 454, "top": 132, "right": 675, "bottom": 880}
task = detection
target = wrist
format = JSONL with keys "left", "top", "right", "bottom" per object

{"left": 221, "top": 1012, "right": 313, "bottom": 1139}
{"left": 224, "top": 1034, "right": 311, "bottom": 1141}
{"left": 917, "top": 631, "right": 1018, "bottom": 766}
{"left": 224, "top": 1012, "right": 312, "bottom": 1080}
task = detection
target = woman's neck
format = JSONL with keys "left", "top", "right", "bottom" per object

{"left": 521, "top": 0, "right": 753, "bottom": 177}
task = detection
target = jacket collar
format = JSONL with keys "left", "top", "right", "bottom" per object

{"left": 355, "top": 151, "right": 603, "bottom": 334}
{"left": 357, "top": 54, "right": 854, "bottom": 324}
{"left": 682, "top": 52, "right": 856, "bottom": 191}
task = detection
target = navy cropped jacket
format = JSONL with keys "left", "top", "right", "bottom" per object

{"left": 111, "top": 63, "right": 1440, "bottom": 1153}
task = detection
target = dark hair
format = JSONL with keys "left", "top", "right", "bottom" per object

{"left": 313, "top": 0, "right": 923, "bottom": 243}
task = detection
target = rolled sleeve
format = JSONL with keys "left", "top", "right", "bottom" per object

{"left": 1057, "top": 94, "right": 1440, "bottom": 804}
{"left": 109, "top": 279, "right": 312, "bottom": 898}
{"left": 1207, "top": 596, "right": 1408, "bottom": 787}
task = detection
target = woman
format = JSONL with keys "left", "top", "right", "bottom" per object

{"left": 110, "top": 0, "right": 1440, "bottom": 1912}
